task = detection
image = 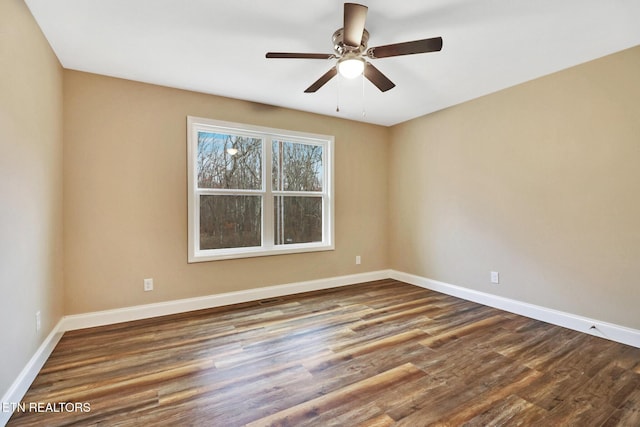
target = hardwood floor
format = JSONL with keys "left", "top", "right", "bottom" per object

{"left": 8, "top": 279, "right": 640, "bottom": 426}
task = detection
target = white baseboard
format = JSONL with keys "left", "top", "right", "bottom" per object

{"left": 60, "top": 268, "right": 640, "bottom": 348}
{"left": 389, "top": 270, "right": 640, "bottom": 349}
{"left": 60, "top": 270, "right": 391, "bottom": 331}
{"left": 0, "top": 319, "right": 65, "bottom": 427}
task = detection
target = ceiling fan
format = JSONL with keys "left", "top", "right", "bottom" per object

{"left": 265, "top": 3, "right": 443, "bottom": 93}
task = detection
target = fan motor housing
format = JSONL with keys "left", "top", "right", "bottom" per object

{"left": 332, "top": 28, "right": 369, "bottom": 56}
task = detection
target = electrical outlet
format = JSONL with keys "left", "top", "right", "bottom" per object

{"left": 144, "top": 278, "right": 154, "bottom": 291}
{"left": 35, "top": 311, "right": 41, "bottom": 332}
{"left": 355, "top": 255, "right": 361, "bottom": 265}
{"left": 490, "top": 271, "right": 500, "bottom": 284}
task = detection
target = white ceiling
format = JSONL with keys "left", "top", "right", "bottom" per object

{"left": 25, "top": 0, "right": 640, "bottom": 127}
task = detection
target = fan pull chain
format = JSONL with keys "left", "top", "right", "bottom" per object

{"left": 336, "top": 75, "right": 341, "bottom": 112}
{"left": 361, "top": 72, "right": 366, "bottom": 117}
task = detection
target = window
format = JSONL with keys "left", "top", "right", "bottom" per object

{"left": 187, "top": 117, "right": 334, "bottom": 262}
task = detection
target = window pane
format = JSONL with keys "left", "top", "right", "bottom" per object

{"left": 274, "top": 196, "right": 322, "bottom": 245}
{"left": 272, "top": 141, "right": 323, "bottom": 191}
{"left": 198, "top": 132, "right": 262, "bottom": 189}
{"left": 200, "top": 195, "right": 262, "bottom": 250}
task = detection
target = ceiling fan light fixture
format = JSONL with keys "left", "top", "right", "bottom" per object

{"left": 226, "top": 147, "right": 238, "bottom": 156}
{"left": 337, "top": 56, "right": 365, "bottom": 79}
{"left": 265, "top": 3, "right": 443, "bottom": 93}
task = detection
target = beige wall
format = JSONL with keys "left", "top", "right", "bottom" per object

{"left": 0, "top": 0, "right": 64, "bottom": 396}
{"left": 390, "top": 46, "right": 640, "bottom": 329}
{"left": 63, "top": 70, "right": 389, "bottom": 314}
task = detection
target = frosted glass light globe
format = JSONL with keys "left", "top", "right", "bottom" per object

{"left": 338, "top": 57, "right": 365, "bottom": 79}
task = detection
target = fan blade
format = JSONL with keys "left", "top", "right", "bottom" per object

{"left": 266, "top": 52, "right": 334, "bottom": 59}
{"left": 364, "top": 63, "right": 395, "bottom": 92}
{"left": 304, "top": 67, "right": 338, "bottom": 93}
{"left": 343, "top": 3, "right": 368, "bottom": 48}
{"left": 368, "top": 37, "right": 443, "bottom": 59}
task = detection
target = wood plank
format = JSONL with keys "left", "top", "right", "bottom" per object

{"left": 356, "top": 414, "right": 395, "bottom": 427}
{"left": 463, "top": 394, "right": 547, "bottom": 426}
{"left": 419, "top": 314, "right": 509, "bottom": 348}
{"left": 602, "top": 388, "right": 640, "bottom": 427}
{"left": 245, "top": 363, "right": 426, "bottom": 427}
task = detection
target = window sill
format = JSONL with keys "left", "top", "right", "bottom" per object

{"left": 188, "top": 243, "right": 335, "bottom": 263}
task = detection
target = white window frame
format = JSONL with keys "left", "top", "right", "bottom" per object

{"left": 187, "top": 116, "right": 334, "bottom": 262}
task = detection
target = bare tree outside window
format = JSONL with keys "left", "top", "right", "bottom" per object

{"left": 198, "top": 132, "right": 262, "bottom": 190}
{"left": 200, "top": 195, "right": 261, "bottom": 250}
{"left": 273, "top": 140, "right": 324, "bottom": 245}
{"left": 197, "top": 132, "right": 262, "bottom": 250}
{"left": 272, "top": 141, "right": 323, "bottom": 191}
{"left": 274, "top": 196, "right": 322, "bottom": 244}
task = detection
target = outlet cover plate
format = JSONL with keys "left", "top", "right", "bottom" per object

{"left": 491, "top": 271, "right": 500, "bottom": 284}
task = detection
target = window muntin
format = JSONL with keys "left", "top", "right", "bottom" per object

{"left": 188, "top": 117, "right": 334, "bottom": 262}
